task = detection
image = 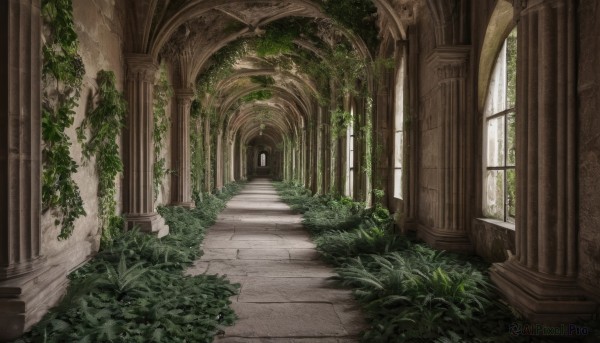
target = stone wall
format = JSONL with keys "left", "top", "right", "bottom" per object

{"left": 577, "top": 0, "right": 600, "bottom": 300}
{"left": 41, "top": 0, "right": 126, "bottom": 271}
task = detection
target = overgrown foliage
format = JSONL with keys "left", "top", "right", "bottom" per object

{"left": 250, "top": 75, "right": 276, "bottom": 88}
{"left": 322, "top": 0, "right": 380, "bottom": 53}
{"left": 15, "top": 182, "right": 246, "bottom": 343}
{"left": 330, "top": 108, "right": 353, "bottom": 138}
{"left": 190, "top": 100, "right": 205, "bottom": 199}
{"left": 41, "top": 0, "right": 86, "bottom": 239}
{"left": 274, "top": 181, "right": 539, "bottom": 343}
{"left": 241, "top": 90, "right": 273, "bottom": 103}
{"left": 196, "top": 40, "right": 248, "bottom": 95}
{"left": 77, "top": 70, "right": 127, "bottom": 246}
{"left": 153, "top": 64, "right": 173, "bottom": 201}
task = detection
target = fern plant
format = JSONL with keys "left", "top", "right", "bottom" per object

{"left": 16, "top": 182, "right": 246, "bottom": 343}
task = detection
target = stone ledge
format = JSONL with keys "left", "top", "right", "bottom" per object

{"left": 417, "top": 224, "right": 474, "bottom": 254}
{"left": 0, "top": 264, "right": 69, "bottom": 341}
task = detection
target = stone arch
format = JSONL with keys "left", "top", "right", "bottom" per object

{"left": 477, "top": 0, "right": 515, "bottom": 112}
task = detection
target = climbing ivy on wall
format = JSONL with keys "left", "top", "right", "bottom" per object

{"left": 330, "top": 109, "right": 353, "bottom": 139}
{"left": 41, "top": 0, "right": 86, "bottom": 239}
{"left": 153, "top": 64, "right": 173, "bottom": 201}
{"left": 190, "top": 100, "right": 205, "bottom": 200}
{"left": 77, "top": 71, "right": 127, "bottom": 245}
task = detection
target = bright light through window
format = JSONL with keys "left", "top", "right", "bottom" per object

{"left": 484, "top": 27, "right": 517, "bottom": 223}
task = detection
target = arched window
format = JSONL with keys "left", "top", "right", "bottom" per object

{"left": 345, "top": 107, "right": 354, "bottom": 197}
{"left": 483, "top": 27, "right": 517, "bottom": 223}
{"left": 394, "top": 53, "right": 407, "bottom": 199}
{"left": 258, "top": 152, "right": 267, "bottom": 167}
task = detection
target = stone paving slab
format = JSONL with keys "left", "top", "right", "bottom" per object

{"left": 216, "top": 338, "right": 359, "bottom": 343}
{"left": 225, "top": 303, "right": 348, "bottom": 337}
{"left": 237, "top": 277, "right": 353, "bottom": 303}
{"left": 189, "top": 179, "right": 366, "bottom": 342}
{"left": 237, "top": 249, "right": 290, "bottom": 260}
{"left": 203, "top": 259, "right": 335, "bottom": 277}
{"left": 202, "top": 239, "right": 316, "bottom": 249}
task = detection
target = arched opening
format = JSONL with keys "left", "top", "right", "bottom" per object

{"left": 258, "top": 151, "right": 268, "bottom": 167}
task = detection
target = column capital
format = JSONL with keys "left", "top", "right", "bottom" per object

{"left": 174, "top": 88, "right": 195, "bottom": 101}
{"left": 426, "top": 45, "right": 471, "bottom": 81}
{"left": 125, "top": 53, "right": 158, "bottom": 83}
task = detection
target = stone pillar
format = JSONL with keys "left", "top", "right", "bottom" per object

{"left": 171, "top": 88, "right": 194, "bottom": 208}
{"left": 490, "top": 0, "right": 597, "bottom": 323}
{"left": 124, "top": 54, "right": 169, "bottom": 237}
{"left": 419, "top": 46, "right": 473, "bottom": 253}
{"left": 0, "top": 0, "right": 68, "bottom": 339}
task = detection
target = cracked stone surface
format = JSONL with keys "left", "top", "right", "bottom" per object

{"left": 188, "top": 179, "right": 366, "bottom": 342}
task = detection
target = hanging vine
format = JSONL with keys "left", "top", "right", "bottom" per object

{"left": 330, "top": 108, "right": 353, "bottom": 138}
{"left": 77, "top": 70, "right": 127, "bottom": 245}
{"left": 153, "top": 64, "right": 173, "bottom": 201}
{"left": 41, "top": 0, "right": 86, "bottom": 239}
{"left": 190, "top": 100, "right": 205, "bottom": 202}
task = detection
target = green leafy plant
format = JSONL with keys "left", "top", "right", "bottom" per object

{"left": 153, "top": 64, "right": 173, "bottom": 201}
{"left": 241, "top": 90, "right": 273, "bottom": 102}
{"left": 190, "top": 100, "right": 205, "bottom": 199}
{"left": 17, "top": 182, "right": 246, "bottom": 343}
{"left": 322, "top": 0, "right": 380, "bottom": 53}
{"left": 330, "top": 108, "right": 353, "bottom": 138}
{"left": 77, "top": 70, "right": 127, "bottom": 245}
{"left": 250, "top": 75, "right": 275, "bottom": 88}
{"left": 41, "top": 0, "right": 86, "bottom": 239}
{"left": 274, "top": 181, "right": 527, "bottom": 342}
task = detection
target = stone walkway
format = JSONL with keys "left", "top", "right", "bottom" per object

{"left": 186, "top": 179, "right": 366, "bottom": 343}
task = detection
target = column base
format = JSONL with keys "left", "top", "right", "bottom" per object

{"left": 171, "top": 201, "right": 195, "bottom": 209}
{"left": 418, "top": 224, "right": 474, "bottom": 254}
{"left": 125, "top": 213, "right": 170, "bottom": 238}
{"left": 490, "top": 260, "right": 597, "bottom": 323}
{"left": 0, "top": 264, "right": 69, "bottom": 341}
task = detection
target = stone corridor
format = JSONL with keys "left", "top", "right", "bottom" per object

{"left": 186, "top": 179, "right": 366, "bottom": 342}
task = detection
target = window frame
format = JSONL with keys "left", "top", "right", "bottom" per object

{"left": 482, "top": 27, "right": 517, "bottom": 224}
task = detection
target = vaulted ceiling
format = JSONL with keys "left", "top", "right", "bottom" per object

{"left": 125, "top": 0, "right": 422, "bottom": 148}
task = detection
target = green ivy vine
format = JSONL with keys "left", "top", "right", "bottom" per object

{"left": 322, "top": 0, "right": 380, "bottom": 53}
{"left": 77, "top": 70, "right": 127, "bottom": 246}
{"left": 153, "top": 64, "right": 173, "bottom": 201}
{"left": 41, "top": 0, "right": 86, "bottom": 239}
{"left": 330, "top": 108, "right": 353, "bottom": 138}
{"left": 250, "top": 75, "right": 275, "bottom": 88}
{"left": 190, "top": 100, "right": 205, "bottom": 201}
{"left": 242, "top": 90, "right": 273, "bottom": 103}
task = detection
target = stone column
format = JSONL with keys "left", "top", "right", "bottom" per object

{"left": 171, "top": 88, "right": 194, "bottom": 208}
{"left": 419, "top": 46, "right": 472, "bottom": 253}
{"left": 0, "top": 0, "right": 68, "bottom": 339}
{"left": 124, "top": 54, "right": 169, "bottom": 237}
{"left": 490, "top": 0, "right": 596, "bottom": 323}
